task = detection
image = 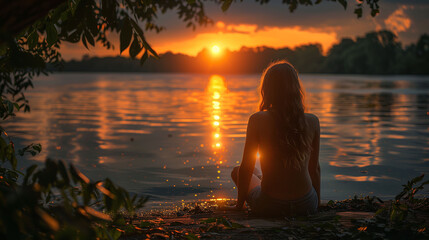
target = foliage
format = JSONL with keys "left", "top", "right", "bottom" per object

{"left": 0, "top": 34, "right": 62, "bottom": 115}
{"left": 1, "top": 158, "right": 148, "bottom": 240}
{"left": 324, "top": 30, "right": 399, "bottom": 74}
{"left": 319, "top": 31, "right": 429, "bottom": 74}
{"left": 377, "top": 174, "right": 429, "bottom": 223}
{"left": 322, "top": 175, "right": 429, "bottom": 239}
{"left": 0, "top": 156, "right": 148, "bottom": 240}
{"left": 0, "top": 100, "right": 37, "bottom": 189}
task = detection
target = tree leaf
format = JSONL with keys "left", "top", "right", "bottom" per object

{"left": 32, "top": 143, "right": 42, "bottom": 152}
{"left": 67, "top": 30, "right": 81, "bottom": 43}
{"left": 354, "top": 8, "right": 363, "bottom": 18}
{"left": 85, "top": 31, "right": 95, "bottom": 46}
{"left": 58, "top": 160, "right": 70, "bottom": 185}
{"left": 142, "top": 39, "right": 159, "bottom": 59}
{"left": 221, "top": 0, "right": 233, "bottom": 12}
{"left": 84, "top": 206, "right": 112, "bottom": 221}
{"left": 129, "top": 18, "right": 143, "bottom": 39}
{"left": 140, "top": 50, "right": 148, "bottom": 65}
{"left": 338, "top": 0, "right": 347, "bottom": 10}
{"left": 11, "top": 154, "right": 17, "bottom": 169}
{"left": 129, "top": 35, "right": 142, "bottom": 59}
{"left": 120, "top": 18, "right": 132, "bottom": 53}
{"left": 28, "top": 31, "right": 39, "bottom": 49}
{"left": 13, "top": 103, "right": 20, "bottom": 111}
{"left": 82, "top": 34, "right": 89, "bottom": 49}
{"left": 23, "top": 164, "right": 38, "bottom": 185}
{"left": 7, "top": 101, "right": 13, "bottom": 114}
{"left": 46, "top": 24, "right": 58, "bottom": 47}
{"left": 411, "top": 174, "right": 424, "bottom": 184}
{"left": 371, "top": 9, "right": 379, "bottom": 17}
{"left": 36, "top": 208, "right": 60, "bottom": 231}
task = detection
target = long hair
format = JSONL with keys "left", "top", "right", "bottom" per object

{"left": 259, "top": 60, "right": 311, "bottom": 170}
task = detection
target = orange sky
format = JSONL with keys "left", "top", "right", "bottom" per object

{"left": 153, "top": 22, "right": 338, "bottom": 56}
{"left": 60, "top": 22, "right": 338, "bottom": 60}
{"left": 58, "top": 1, "right": 427, "bottom": 61}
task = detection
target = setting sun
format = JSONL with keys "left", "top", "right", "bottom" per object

{"left": 211, "top": 45, "right": 220, "bottom": 55}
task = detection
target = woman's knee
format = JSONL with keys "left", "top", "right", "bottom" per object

{"left": 231, "top": 166, "right": 240, "bottom": 180}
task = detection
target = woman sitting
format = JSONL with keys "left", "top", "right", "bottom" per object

{"left": 230, "top": 60, "right": 321, "bottom": 217}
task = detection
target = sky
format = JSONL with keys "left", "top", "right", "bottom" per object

{"left": 60, "top": 0, "right": 429, "bottom": 60}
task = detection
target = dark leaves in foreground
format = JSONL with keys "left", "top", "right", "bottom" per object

{"left": 0, "top": 159, "right": 147, "bottom": 240}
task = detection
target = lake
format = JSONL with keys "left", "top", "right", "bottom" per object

{"left": 4, "top": 73, "right": 429, "bottom": 207}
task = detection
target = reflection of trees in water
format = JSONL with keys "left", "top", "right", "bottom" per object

{"left": 315, "top": 86, "right": 429, "bottom": 170}
{"left": 366, "top": 93, "right": 395, "bottom": 121}
{"left": 417, "top": 94, "right": 429, "bottom": 111}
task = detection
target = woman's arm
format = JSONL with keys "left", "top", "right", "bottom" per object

{"left": 236, "top": 114, "right": 259, "bottom": 209}
{"left": 308, "top": 115, "right": 321, "bottom": 206}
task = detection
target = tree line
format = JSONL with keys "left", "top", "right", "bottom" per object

{"left": 60, "top": 30, "right": 429, "bottom": 75}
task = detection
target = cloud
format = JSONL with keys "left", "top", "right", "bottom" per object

{"left": 216, "top": 21, "right": 225, "bottom": 29}
{"left": 225, "top": 23, "right": 258, "bottom": 34}
{"left": 384, "top": 5, "right": 412, "bottom": 34}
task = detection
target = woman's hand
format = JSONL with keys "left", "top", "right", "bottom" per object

{"left": 218, "top": 205, "right": 246, "bottom": 211}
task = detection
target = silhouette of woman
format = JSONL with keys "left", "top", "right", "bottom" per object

{"left": 229, "top": 60, "right": 320, "bottom": 217}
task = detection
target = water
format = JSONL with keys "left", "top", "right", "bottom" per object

{"left": 4, "top": 73, "right": 429, "bottom": 205}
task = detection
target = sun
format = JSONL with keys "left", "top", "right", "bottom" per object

{"left": 211, "top": 45, "right": 220, "bottom": 55}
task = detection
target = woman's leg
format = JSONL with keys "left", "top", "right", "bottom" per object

{"left": 253, "top": 167, "right": 262, "bottom": 180}
{"left": 231, "top": 166, "right": 261, "bottom": 195}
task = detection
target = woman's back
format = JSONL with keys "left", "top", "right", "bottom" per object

{"left": 252, "top": 111, "right": 320, "bottom": 200}
{"left": 231, "top": 60, "right": 321, "bottom": 217}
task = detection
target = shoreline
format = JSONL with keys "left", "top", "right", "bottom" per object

{"left": 117, "top": 197, "right": 429, "bottom": 239}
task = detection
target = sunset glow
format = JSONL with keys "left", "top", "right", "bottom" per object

{"left": 153, "top": 23, "right": 338, "bottom": 56}
{"left": 60, "top": 22, "right": 338, "bottom": 60}
{"left": 211, "top": 45, "right": 221, "bottom": 55}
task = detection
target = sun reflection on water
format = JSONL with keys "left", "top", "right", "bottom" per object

{"left": 207, "top": 75, "right": 227, "bottom": 153}
{"left": 206, "top": 75, "right": 228, "bottom": 198}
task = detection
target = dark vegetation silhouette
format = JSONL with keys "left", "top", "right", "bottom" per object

{"left": 61, "top": 31, "right": 429, "bottom": 75}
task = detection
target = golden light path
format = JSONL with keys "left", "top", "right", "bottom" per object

{"left": 207, "top": 75, "right": 227, "bottom": 199}
{"left": 208, "top": 75, "right": 226, "bottom": 154}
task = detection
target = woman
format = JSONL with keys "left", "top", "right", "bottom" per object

{"left": 229, "top": 60, "right": 320, "bottom": 217}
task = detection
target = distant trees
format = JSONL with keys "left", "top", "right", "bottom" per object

{"left": 324, "top": 31, "right": 400, "bottom": 74}
{"left": 61, "top": 30, "right": 429, "bottom": 75}
{"left": 323, "top": 31, "right": 429, "bottom": 74}
{"left": 394, "top": 34, "right": 429, "bottom": 74}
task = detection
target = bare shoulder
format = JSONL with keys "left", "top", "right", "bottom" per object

{"left": 305, "top": 113, "right": 319, "bottom": 122}
{"left": 249, "top": 111, "right": 272, "bottom": 122}
{"left": 305, "top": 113, "right": 320, "bottom": 130}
